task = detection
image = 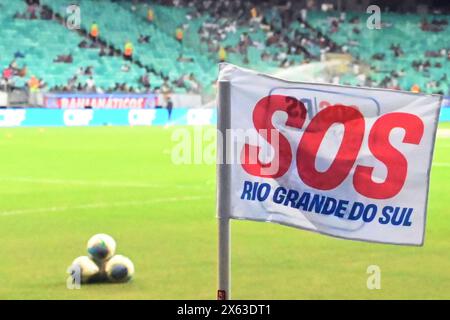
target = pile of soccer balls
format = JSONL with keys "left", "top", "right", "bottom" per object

{"left": 68, "top": 234, "right": 135, "bottom": 283}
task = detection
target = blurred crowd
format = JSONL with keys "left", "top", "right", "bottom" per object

{"left": 171, "top": 0, "right": 339, "bottom": 67}
{"left": 2, "top": 0, "right": 450, "bottom": 96}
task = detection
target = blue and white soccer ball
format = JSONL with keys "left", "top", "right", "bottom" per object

{"left": 69, "top": 256, "right": 100, "bottom": 283}
{"left": 105, "top": 255, "right": 135, "bottom": 282}
{"left": 87, "top": 233, "right": 116, "bottom": 261}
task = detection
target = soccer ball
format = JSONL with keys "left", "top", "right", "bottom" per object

{"left": 105, "top": 255, "right": 135, "bottom": 282}
{"left": 87, "top": 233, "right": 116, "bottom": 261}
{"left": 69, "top": 256, "right": 100, "bottom": 283}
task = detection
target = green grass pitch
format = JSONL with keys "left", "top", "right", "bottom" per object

{"left": 0, "top": 123, "right": 449, "bottom": 299}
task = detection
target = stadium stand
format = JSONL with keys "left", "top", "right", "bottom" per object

{"left": 41, "top": 0, "right": 213, "bottom": 94}
{"left": 0, "top": 0, "right": 156, "bottom": 93}
{"left": 307, "top": 11, "right": 450, "bottom": 94}
{"left": 0, "top": 0, "right": 449, "bottom": 103}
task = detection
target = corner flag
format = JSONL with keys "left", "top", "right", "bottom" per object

{"left": 216, "top": 63, "right": 442, "bottom": 299}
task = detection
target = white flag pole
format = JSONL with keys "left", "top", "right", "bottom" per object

{"left": 217, "top": 80, "right": 231, "bottom": 300}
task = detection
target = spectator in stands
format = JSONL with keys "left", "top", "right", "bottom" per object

{"left": 388, "top": 78, "right": 400, "bottom": 91}
{"left": 40, "top": 5, "right": 52, "bottom": 20}
{"left": 352, "top": 26, "right": 360, "bottom": 34}
{"left": 426, "top": 80, "right": 437, "bottom": 91}
{"left": 147, "top": 6, "right": 154, "bottom": 24}
{"left": 249, "top": 6, "right": 263, "bottom": 28}
{"left": 161, "top": 79, "right": 172, "bottom": 98}
{"left": 108, "top": 45, "right": 116, "bottom": 56}
{"left": 421, "top": 17, "right": 445, "bottom": 32}
{"left": 120, "top": 83, "right": 129, "bottom": 92}
{"left": 175, "top": 26, "right": 184, "bottom": 44}
{"left": 14, "top": 51, "right": 25, "bottom": 59}
{"left": 13, "top": 11, "right": 27, "bottom": 19}
{"left": 76, "top": 66, "right": 85, "bottom": 76}
{"left": 85, "top": 66, "right": 94, "bottom": 76}
{"left": 67, "top": 75, "right": 77, "bottom": 90}
{"left": 300, "top": 8, "right": 307, "bottom": 22}
{"left": 239, "top": 32, "right": 251, "bottom": 48}
{"left": 53, "top": 53, "right": 73, "bottom": 63}
{"left": 330, "top": 19, "right": 339, "bottom": 33}
{"left": 26, "top": 0, "right": 38, "bottom": 19}
{"left": 187, "top": 73, "right": 200, "bottom": 93}
{"left": 123, "top": 40, "right": 133, "bottom": 61}
{"left": 99, "top": 45, "right": 107, "bottom": 56}
{"left": 175, "top": 74, "right": 185, "bottom": 88}
{"left": 261, "top": 51, "right": 271, "bottom": 61}
{"left": 112, "top": 83, "right": 120, "bottom": 92}
{"left": 140, "top": 73, "right": 151, "bottom": 90}
{"left": 86, "top": 77, "right": 96, "bottom": 92}
{"left": 425, "top": 50, "right": 439, "bottom": 58}
{"left": 250, "top": 6, "right": 258, "bottom": 19}
{"left": 90, "top": 22, "right": 99, "bottom": 43}
{"left": 28, "top": 75, "right": 40, "bottom": 105}
{"left": 266, "top": 31, "right": 279, "bottom": 46}
{"left": 0, "top": 78, "right": 7, "bottom": 92}
{"left": 177, "top": 54, "right": 194, "bottom": 63}
{"left": 166, "top": 96, "right": 173, "bottom": 120}
{"left": 99, "top": 45, "right": 116, "bottom": 57}
{"left": 218, "top": 46, "right": 227, "bottom": 62}
{"left": 411, "top": 84, "right": 421, "bottom": 93}
{"left": 9, "top": 59, "right": 21, "bottom": 75}
{"left": 138, "top": 34, "right": 150, "bottom": 44}
{"left": 2, "top": 67, "right": 13, "bottom": 90}
{"left": 78, "top": 40, "right": 89, "bottom": 48}
{"left": 390, "top": 44, "right": 404, "bottom": 57}
{"left": 121, "top": 63, "right": 131, "bottom": 72}
{"left": 372, "top": 53, "right": 385, "bottom": 61}
{"left": 18, "top": 64, "right": 27, "bottom": 77}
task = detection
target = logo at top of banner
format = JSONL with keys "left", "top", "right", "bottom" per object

{"left": 268, "top": 86, "right": 381, "bottom": 118}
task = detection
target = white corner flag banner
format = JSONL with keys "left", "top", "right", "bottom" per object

{"left": 217, "top": 63, "right": 442, "bottom": 247}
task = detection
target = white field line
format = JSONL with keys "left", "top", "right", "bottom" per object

{"left": 437, "top": 129, "right": 450, "bottom": 138}
{"left": 433, "top": 162, "right": 450, "bottom": 167}
{"left": 0, "top": 195, "right": 212, "bottom": 217}
{"left": 0, "top": 177, "right": 212, "bottom": 189}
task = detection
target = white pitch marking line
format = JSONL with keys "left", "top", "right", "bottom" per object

{"left": 0, "top": 195, "right": 212, "bottom": 217}
{"left": 433, "top": 162, "right": 450, "bottom": 167}
{"left": 437, "top": 128, "right": 450, "bottom": 138}
{"left": 0, "top": 177, "right": 213, "bottom": 189}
